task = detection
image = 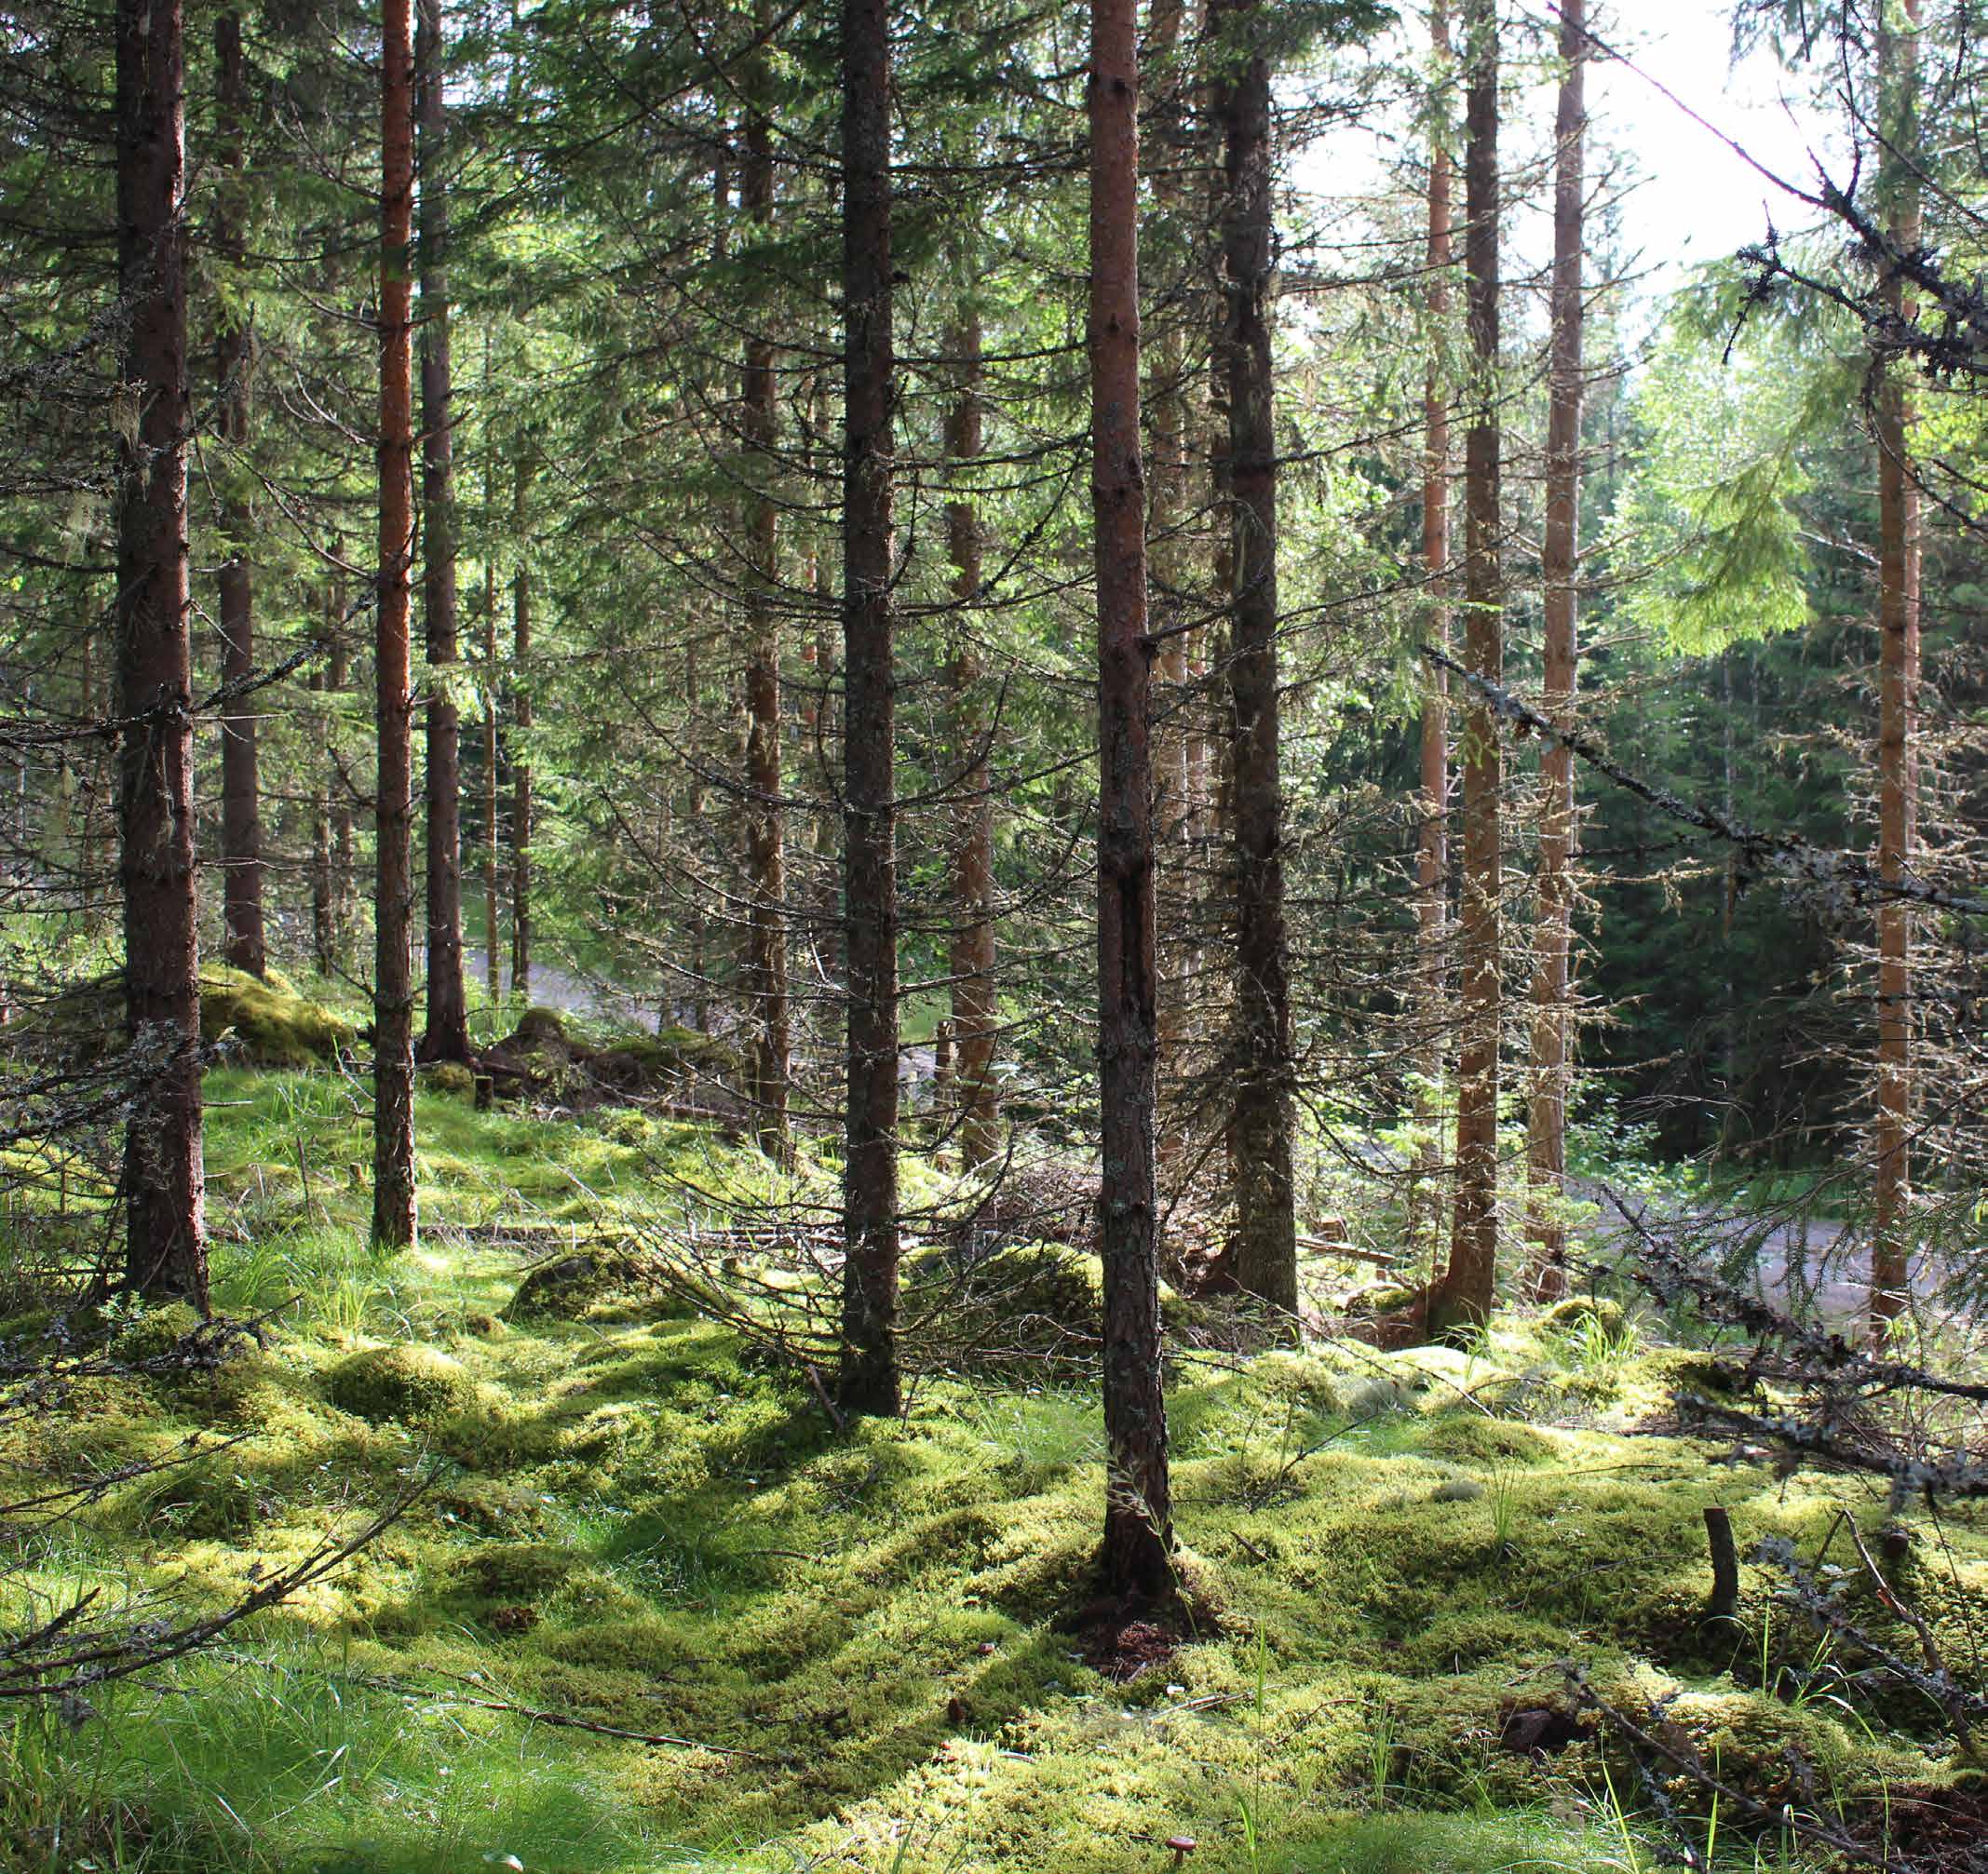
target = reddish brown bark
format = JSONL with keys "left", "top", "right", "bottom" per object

{"left": 946, "top": 303, "right": 1000, "bottom": 1169}
{"left": 213, "top": 10, "right": 264, "bottom": 980}
{"left": 511, "top": 460, "right": 533, "bottom": 1003}
{"left": 1436, "top": 0, "right": 1502, "bottom": 1332}
{"left": 1411, "top": 0, "right": 1454, "bottom": 1267}
{"left": 1146, "top": 0, "right": 1193, "bottom": 1162}
{"left": 372, "top": 0, "right": 418, "bottom": 1248}
{"left": 1872, "top": 0, "right": 1922, "bottom": 1339}
{"left": 1524, "top": 0, "right": 1585, "bottom": 1304}
{"left": 115, "top": 0, "right": 207, "bottom": 1305}
{"left": 416, "top": 0, "right": 468, "bottom": 1062}
{"left": 483, "top": 466, "right": 501, "bottom": 1007}
{"left": 1090, "top": 0, "right": 1172, "bottom": 1599}
{"left": 311, "top": 572, "right": 336, "bottom": 977}
{"left": 741, "top": 31, "right": 790, "bottom": 1156}
{"left": 1213, "top": 0, "right": 1297, "bottom": 1315}
{"left": 837, "top": 0, "right": 901, "bottom": 1417}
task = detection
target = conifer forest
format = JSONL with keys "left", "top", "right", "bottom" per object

{"left": 11, "top": 0, "right": 1988, "bottom": 1866}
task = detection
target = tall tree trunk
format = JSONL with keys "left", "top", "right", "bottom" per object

{"left": 1090, "top": 0, "right": 1172, "bottom": 1599}
{"left": 1146, "top": 0, "right": 1192, "bottom": 1163}
{"left": 1524, "top": 0, "right": 1585, "bottom": 1304}
{"left": 946, "top": 302, "right": 1000, "bottom": 1168}
{"left": 213, "top": 10, "right": 265, "bottom": 980}
{"left": 511, "top": 461, "right": 533, "bottom": 1003}
{"left": 330, "top": 551, "right": 354, "bottom": 972}
{"left": 741, "top": 30, "right": 791, "bottom": 1156}
{"left": 1412, "top": 0, "right": 1454, "bottom": 1273}
{"left": 416, "top": 0, "right": 468, "bottom": 1062}
{"left": 1871, "top": 0, "right": 1922, "bottom": 1338}
{"left": 1214, "top": 0, "right": 1296, "bottom": 1314}
{"left": 311, "top": 572, "right": 335, "bottom": 977}
{"left": 1437, "top": 0, "right": 1502, "bottom": 1332}
{"left": 372, "top": 0, "right": 418, "bottom": 1248}
{"left": 837, "top": 0, "right": 901, "bottom": 1417}
{"left": 483, "top": 524, "right": 501, "bottom": 1008}
{"left": 115, "top": 0, "right": 206, "bottom": 1306}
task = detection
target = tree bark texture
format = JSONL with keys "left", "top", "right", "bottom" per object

{"left": 1439, "top": 0, "right": 1502, "bottom": 1331}
{"left": 1524, "top": 0, "right": 1584, "bottom": 1304}
{"left": 372, "top": 0, "right": 419, "bottom": 1248}
{"left": 946, "top": 303, "right": 1000, "bottom": 1168}
{"left": 511, "top": 461, "right": 533, "bottom": 1003}
{"left": 213, "top": 10, "right": 264, "bottom": 979}
{"left": 115, "top": 0, "right": 207, "bottom": 1305}
{"left": 1213, "top": 0, "right": 1297, "bottom": 1314}
{"left": 1412, "top": 0, "right": 1454, "bottom": 1269}
{"left": 837, "top": 0, "right": 901, "bottom": 1417}
{"left": 417, "top": 0, "right": 468, "bottom": 1062}
{"left": 741, "top": 31, "right": 791, "bottom": 1157}
{"left": 1872, "top": 0, "right": 1922, "bottom": 1338}
{"left": 1145, "top": 0, "right": 1194, "bottom": 1163}
{"left": 330, "top": 562, "right": 354, "bottom": 969}
{"left": 1090, "top": 0, "right": 1173, "bottom": 1599}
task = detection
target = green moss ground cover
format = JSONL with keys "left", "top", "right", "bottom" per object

{"left": 2, "top": 1066, "right": 1981, "bottom": 1873}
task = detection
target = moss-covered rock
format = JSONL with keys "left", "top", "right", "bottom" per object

{"left": 1540, "top": 1293, "right": 1629, "bottom": 1338}
{"left": 420, "top": 1059, "right": 477, "bottom": 1099}
{"left": 110, "top": 1300, "right": 205, "bottom": 1365}
{"left": 324, "top": 1343, "right": 479, "bottom": 1424}
{"left": 1418, "top": 1413, "right": 1554, "bottom": 1468}
{"left": 505, "top": 1247, "right": 666, "bottom": 1322}
{"left": 200, "top": 965, "right": 353, "bottom": 1066}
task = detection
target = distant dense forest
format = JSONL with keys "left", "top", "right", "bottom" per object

{"left": 3, "top": 0, "right": 1988, "bottom": 1868}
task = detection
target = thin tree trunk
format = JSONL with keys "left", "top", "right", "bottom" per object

{"left": 330, "top": 551, "right": 354, "bottom": 972}
{"left": 511, "top": 461, "right": 533, "bottom": 1004}
{"left": 1437, "top": 0, "right": 1502, "bottom": 1332}
{"left": 416, "top": 0, "right": 468, "bottom": 1062}
{"left": 946, "top": 303, "right": 1000, "bottom": 1168}
{"left": 1872, "top": 0, "right": 1922, "bottom": 1338}
{"left": 837, "top": 0, "right": 901, "bottom": 1417}
{"left": 1146, "top": 0, "right": 1192, "bottom": 1163}
{"left": 1524, "top": 0, "right": 1585, "bottom": 1304}
{"left": 1412, "top": 0, "right": 1454, "bottom": 1273}
{"left": 372, "top": 0, "right": 418, "bottom": 1248}
{"left": 1091, "top": 0, "right": 1172, "bottom": 1600}
{"left": 311, "top": 573, "right": 334, "bottom": 977}
{"left": 741, "top": 31, "right": 791, "bottom": 1157}
{"left": 213, "top": 10, "right": 264, "bottom": 979}
{"left": 115, "top": 0, "right": 206, "bottom": 1305}
{"left": 483, "top": 515, "right": 501, "bottom": 1009}
{"left": 1214, "top": 0, "right": 1296, "bottom": 1314}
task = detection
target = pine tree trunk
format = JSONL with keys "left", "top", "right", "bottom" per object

{"left": 484, "top": 534, "right": 501, "bottom": 1008}
{"left": 1524, "top": 0, "right": 1585, "bottom": 1304}
{"left": 416, "top": 0, "right": 468, "bottom": 1062}
{"left": 511, "top": 462, "right": 533, "bottom": 1004}
{"left": 1214, "top": 0, "right": 1296, "bottom": 1314}
{"left": 1091, "top": 0, "right": 1173, "bottom": 1600}
{"left": 330, "top": 558, "right": 354, "bottom": 970}
{"left": 946, "top": 303, "right": 1000, "bottom": 1168}
{"left": 1146, "top": 0, "right": 1192, "bottom": 1165}
{"left": 1437, "top": 0, "right": 1502, "bottom": 1332}
{"left": 372, "top": 0, "right": 419, "bottom": 1248}
{"left": 1871, "top": 0, "right": 1922, "bottom": 1339}
{"left": 837, "top": 0, "right": 901, "bottom": 1417}
{"left": 1412, "top": 0, "right": 1454, "bottom": 1273}
{"left": 311, "top": 573, "right": 334, "bottom": 977}
{"left": 115, "top": 0, "right": 207, "bottom": 1306}
{"left": 741, "top": 29, "right": 791, "bottom": 1156}
{"left": 213, "top": 10, "right": 265, "bottom": 980}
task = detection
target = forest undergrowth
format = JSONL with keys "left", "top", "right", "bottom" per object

{"left": 3, "top": 1011, "right": 1985, "bottom": 1874}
